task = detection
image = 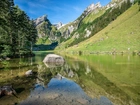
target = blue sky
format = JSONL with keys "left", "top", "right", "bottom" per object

{"left": 14, "top": 0, "right": 111, "bottom": 24}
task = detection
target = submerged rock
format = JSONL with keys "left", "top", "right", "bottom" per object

{"left": 46, "top": 93, "right": 62, "bottom": 100}
{"left": 77, "top": 98, "right": 89, "bottom": 105}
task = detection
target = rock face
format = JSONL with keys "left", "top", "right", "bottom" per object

{"left": 34, "top": 15, "right": 52, "bottom": 38}
{"left": 53, "top": 22, "right": 64, "bottom": 29}
{"left": 43, "top": 54, "right": 65, "bottom": 63}
{"left": 58, "top": 2, "right": 102, "bottom": 41}
{"left": 86, "top": 2, "right": 101, "bottom": 13}
{"left": 34, "top": 15, "right": 47, "bottom": 26}
{"left": 34, "top": 15, "right": 62, "bottom": 43}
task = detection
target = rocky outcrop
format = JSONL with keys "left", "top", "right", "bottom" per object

{"left": 86, "top": 2, "right": 101, "bottom": 13}
{"left": 58, "top": 2, "right": 101, "bottom": 41}
{"left": 60, "top": 2, "right": 101, "bottom": 41}
{"left": 61, "top": 25, "right": 75, "bottom": 39}
{"left": 77, "top": 2, "right": 102, "bottom": 29}
{"left": 34, "top": 2, "right": 102, "bottom": 43}
{"left": 84, "top": 28, "right": 91, "bottom": 38}
{"left": 34, "top": 15, "right": 61, "bottom": 42}
{"left": 59, "top": 22, "right": 78, "bottom": 40}
{"left": 34, "top": 15, "right": 47, "bottom": 26}
{"left": 53, "top": 22, "right": 64, "bottom": 29}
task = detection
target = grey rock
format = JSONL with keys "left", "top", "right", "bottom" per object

{"left": 43, "top": 54, "right": 65, "bottom": 63}
{"left": 25, "top": 70, "right": 33, "bottom": 76}
{"left": 0, "top": 85, "right": 16, "bottom": 96}
{"left": 34, "top": 15, "right": 47, "bottom": 26}
{"left": 76, "top": 98, "right": 89, "bottom": 105}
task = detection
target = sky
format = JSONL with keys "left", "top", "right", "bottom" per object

{"left": 14, "top": 0, "right": 111, "bottom": 24}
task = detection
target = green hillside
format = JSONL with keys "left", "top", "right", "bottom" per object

{"left": 57, "top": 3, "right": 140, "bottom": 54}
{"left": 82, "top": 9, "right": 105, "bottom": 24}
{"left": 56, "top": 8, "right": 105, "bottom": 50}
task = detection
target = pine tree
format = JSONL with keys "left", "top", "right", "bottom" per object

{"left": 0, "top": 0, "right": 37, "bottom": 57}
{"left": 0, "top": 0, "right": 12, "bottom": 56}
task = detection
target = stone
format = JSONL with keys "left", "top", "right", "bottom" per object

{"left": 25, "top": 70, "right": 33, "bottom": 76}
{"left": 5, "top": 57, "right": 10, "bottom": 60}
{"left": 43, "top": 54, "right": 65, "bottom": 68}
{"left": 43, "top": 54, "right": 65, "bottom": 63}
{"left": 0, "top": 85, "right": 16, "bottom": 97}
{"left": 46, "top": 93, "right": 61, "bottom": 100}
{"left": 77, "top": 98, "right": 89, "bottom": 105}
{"left": 0, "top": 58, "right": 3, "bottom": 61}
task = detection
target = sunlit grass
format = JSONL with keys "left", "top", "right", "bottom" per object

{"left": 62, "top": 4, "right": 140, "bottom": 53}
{"left": 82, "top": 9, "right": 105, "bottom": 24}
{"left": 64, "top": 54, "right": 140, "bottom": 104}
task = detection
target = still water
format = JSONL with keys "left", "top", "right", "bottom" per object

{"left": 0, "top": 52, "right": 140, "bottom": 105}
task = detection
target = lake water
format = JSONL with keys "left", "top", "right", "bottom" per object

{"left": 0, "top": 52, "right": 140, "bottom": 105}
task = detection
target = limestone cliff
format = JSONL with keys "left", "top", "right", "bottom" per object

{"left": 34, "top": 15, "right": 61, "bottom": 44}
{"left": 58, "top": 2, "right": 102, "bottom": 42}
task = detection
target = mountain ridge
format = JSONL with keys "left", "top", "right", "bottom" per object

{"left": 33, "top": 0, "right": 140, "bottom": 54}
{"left": 55, "top": 0, "right": 134, "bottom": 50}
{"left": 58, "top": 3, "right": 140, "bottom": 54}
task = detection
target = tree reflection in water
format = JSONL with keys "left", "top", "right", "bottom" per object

{"left": 1, "top": 54, "right": 139, "bottom": 105}
{"left": 20, "top": 61, "right": 113, "bottom": 105}
{"left": 30, "top": 55, "right": 140, "bottom": 105}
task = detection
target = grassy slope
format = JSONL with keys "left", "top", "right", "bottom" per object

{"left": 56, "top": 9, "right": 105, "bottom": 50}
{"left": 63, "top": 54, "right": 140, "bottom": 104}
{"left": 82, "top": 9, "right": 105, "bottom": 24}
{"left": 63, "top": 4, "right": 140, "bottom": 53}
{"left": 36, "top": 38, "right": 51, "bottom": 45}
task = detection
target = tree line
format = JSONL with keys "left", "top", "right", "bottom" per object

{"left": 0, "top": 0, "right": 37, "bottom": 58}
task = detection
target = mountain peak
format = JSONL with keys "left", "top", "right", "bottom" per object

{"left": 86, "top": 2, "right": 101, "bottom": 13}
{"left": 34, "top": 15, "right": 47, "bottom": 26}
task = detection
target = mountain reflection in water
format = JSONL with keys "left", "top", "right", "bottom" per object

{"left": 20, "top": 77, "right": 113, "bottom": 105}
{"left": 0, "top": 52, "right": 140, "bottom": 105}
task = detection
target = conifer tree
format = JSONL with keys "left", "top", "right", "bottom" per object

{"left": 0, "top": 0, "right": 37, "bottom": 57}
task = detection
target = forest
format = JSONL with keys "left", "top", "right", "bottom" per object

{"left": 0, "top": 0, "right": 37, "bottom": 58}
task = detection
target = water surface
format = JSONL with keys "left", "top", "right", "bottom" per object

{"left": 0, "top": 52, "right": 140, "bottom": 105}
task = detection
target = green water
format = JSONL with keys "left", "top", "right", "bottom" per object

{"left": 0, "top": 52, "right": 140, "bottom": 105}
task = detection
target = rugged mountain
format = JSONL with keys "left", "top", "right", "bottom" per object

{"left": 57, "top": 2, "right": 140, "bottom": 54}
{"left": 34, "top": 0, "right": 138, "bottom": 53}
{"left": 58, "top": 2, "right": 102, "bottom": 42}
{"left": 56, "top": 0, "right": 136, "bottom": 50}
{"left": 34, "top": 15, "right": 61, "bottom": 44}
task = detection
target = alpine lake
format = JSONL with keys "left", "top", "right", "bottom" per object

{"left": 0, "top": 51, "right": 140, "bottom": 105}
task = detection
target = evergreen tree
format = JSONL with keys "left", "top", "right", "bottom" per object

{"left": 27, "top": 20, "right": 37, "bottom": 53}
{"left": 0, "top": 0, "right": 12, "bottom": 56}
{"left": 0, "top": 0, "right": 37, "bottom": 57}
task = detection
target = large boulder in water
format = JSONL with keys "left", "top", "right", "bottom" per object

{"left": 43, "top": 54, "right": 65, "bottom": 67}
